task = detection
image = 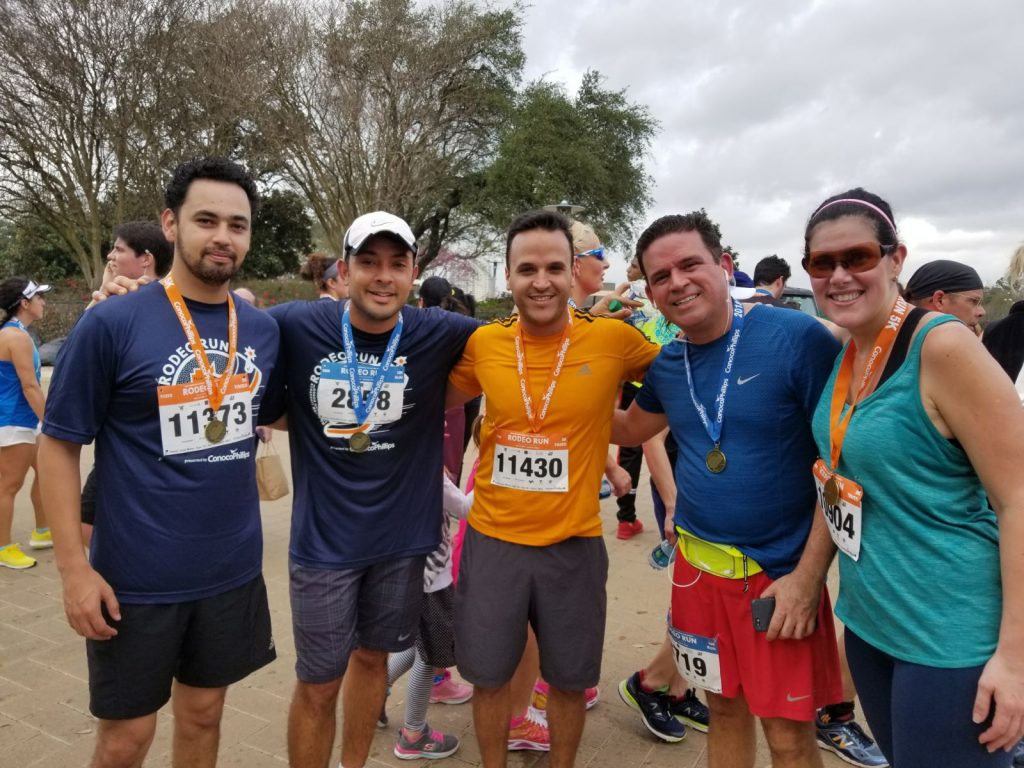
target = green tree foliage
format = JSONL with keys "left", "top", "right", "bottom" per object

{"left": 257, "top": 0, "right": 524, "bottom": 267}
{"left": 0, "top": 0, "right": 280, "bottom": 287}
{"left": 1, "top": 0, "right": 658, "bottom": 281}
{"left": 982, "top": 279, "right": 1020, "bottom": 325}
{"left": 478, "top": 71, "right": 657, "bottom": 250}
{"left": 242, "top": 189, "right": 315, "bottom": 278}
{"left": 0, "top": 217, "right": 79, "bottom": 283}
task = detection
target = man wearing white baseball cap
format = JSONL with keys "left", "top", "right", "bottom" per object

{"left": 267, "top": 211, "right": 480, "bottom": 768}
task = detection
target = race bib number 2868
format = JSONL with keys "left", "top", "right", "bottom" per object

{"left": 316, "top": 361, "right": 404, "bottom": 425}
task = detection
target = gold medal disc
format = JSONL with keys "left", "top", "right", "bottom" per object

{"left": 349, "top": 432, "right": 371, "bottom": 453}
{"left": 705, "top": 447, "right": 727, "bottom": 474}
{"left": 824, "top": 476, "right": 840, "bottom": 507}
{"left": 205, "top": 417, "right": 227, "bottom": 444}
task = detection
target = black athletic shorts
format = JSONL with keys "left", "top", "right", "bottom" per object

{"left": 87, "top": 575, "right": 275, "bottom": 720}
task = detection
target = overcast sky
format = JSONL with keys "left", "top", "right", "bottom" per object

{"left": 503, "top": 0, "right": 1024, "bottom": 287}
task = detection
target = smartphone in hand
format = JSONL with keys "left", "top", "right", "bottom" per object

{"left": 751, "top": 596, "right": 776, "bottom": 632}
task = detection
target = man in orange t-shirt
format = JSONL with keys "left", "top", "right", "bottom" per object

{"left": 448, "top": 209, "right": 657, "bottom": 768}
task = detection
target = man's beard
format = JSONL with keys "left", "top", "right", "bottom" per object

{"left": 185, "top": 250, "right": 240, "bottom": 286}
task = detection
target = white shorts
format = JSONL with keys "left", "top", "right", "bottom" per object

{"left": 0, "top": 425, "right": 38, "bottom": 447}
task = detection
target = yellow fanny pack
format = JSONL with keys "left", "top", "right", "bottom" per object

{"left": 676, "top": 525, "right": 763, "bottom": 580}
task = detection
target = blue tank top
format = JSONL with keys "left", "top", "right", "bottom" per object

{"left": 0, "top": 319, "right": 41, "bottom": 429}
{"left": 811, "top": 316, "right": 1001, "bottom": 667}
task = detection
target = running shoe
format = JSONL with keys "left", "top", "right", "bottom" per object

{"left": 669, "top": 688, "right": 709, "bottom": 733}
{"left": 616, "top": 519, "right": 644, "bottom": 540}
{"left": 29, "top": 529, "right": 53, "bottom": 549}
{"left": 394, "top": 725, "right": 460, "bottom": 760}
{"left": 617, "top": 672, "right": 686, "bottom": 743}
{"left": 507, "top": 706, "right": 550, "bottom": 751}
{"left": 0, "top": 543, "right": 36, "bottom": 570}
{"left": 429, "top": 669, "right": 473, "bottom": 704}
{"left": 815, "top": 715, "right": 889, "bottom": 767}
{"left": 1013, "top": 738, "right": 1024, "bottom": 767}
{"left": 530, "top": 680, "right": 599, "bottom": 711}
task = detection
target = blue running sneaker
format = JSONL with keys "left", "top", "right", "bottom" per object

{"left": 816, "top": 715, "right": 888, "bottom": 767}
{"left": 1013, "top": 738, "right": 1024, "bottom": 768}
{"left": 669, "top": 688, "right": 709, "bottom": 733}
{"left": 617, "top": 672, "right": 686, "bottom": 743}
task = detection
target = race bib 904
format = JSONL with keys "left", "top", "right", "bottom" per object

{"left": 812, "top": 458, "right": 864, "bottom": 561}
{"left": 158, "top": 374, "right": 252, "bottom": 456}
{"left": 491, "top": 429, "right": 568, "bottom": 493}
{"left": 316, "top": 361, "right": 404, "bottom": 425}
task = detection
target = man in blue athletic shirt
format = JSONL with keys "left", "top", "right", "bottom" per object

{"left": 612, "top": 211, "right": 845, "bottom": 768}
{"left": 267, "top": 212, "right": 479, "bottom": 768}
{"left": 39, "top": 157, "right": 283, "bottom": 768}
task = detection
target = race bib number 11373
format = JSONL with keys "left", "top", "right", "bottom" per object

{"left": 157, "top": 374, "right": 252, "bottom": 456}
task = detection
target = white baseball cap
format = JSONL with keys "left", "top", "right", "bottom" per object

{"left": 343, "top": 212, "right": 417, "bottom": 257}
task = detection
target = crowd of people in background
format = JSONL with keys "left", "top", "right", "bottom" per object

{"left": 0, "top": 157, "right": 1022, "bottom": 768}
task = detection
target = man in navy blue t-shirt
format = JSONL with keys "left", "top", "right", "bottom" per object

{"left": 268, "top": 212, "right": 478, "bottom": 768}
{"left": 39, "top": 158, "right": 283, "bottom": 768}
{"left": 612, "top": 212, "right": 844, "bottom": 768}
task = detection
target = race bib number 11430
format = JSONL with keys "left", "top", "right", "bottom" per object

{"left": 491, "top": 429, "right": 568, "bottom": 493}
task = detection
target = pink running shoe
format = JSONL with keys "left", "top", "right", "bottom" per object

{"left": 508, "top": 706, "right": 550, "bottom": 751}
{"left": 429, "top": 669, "right": 473, "bottom": 705}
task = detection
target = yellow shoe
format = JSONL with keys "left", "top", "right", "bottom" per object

{"left": 0, "top": 543, "right": 37, "bottom": 569}
{"left": 29, "top": 529, "right": 53, "bottom": 549}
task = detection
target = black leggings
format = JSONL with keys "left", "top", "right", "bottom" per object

{"left": 845, "top": 629, "right": 1011, "bottom": 767}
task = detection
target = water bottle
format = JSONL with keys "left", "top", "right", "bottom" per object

{"left": 649, "top": 539, "right": 676, "bottom": 570}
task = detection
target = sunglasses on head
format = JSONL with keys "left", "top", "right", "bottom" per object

{"left": 802, "top": 242, "right": 897, "bottom": 279}
{"left": 576, "top": 246, "right": 606, "bottom": 261}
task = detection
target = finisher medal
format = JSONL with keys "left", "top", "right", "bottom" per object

{"left": 705, "top": 447, "right": 727, "bottom": 474}
{"left": 824, "top": 475, "right": 840, "bottom": 507}
{"left": 339, "top": 304, "right": 403, "bottom": 453}
{"left": 349, "top": 432, "right": 371, "bottom": 453}
{"left": 161, "top": 275, "right": 239, "bottom": 449}
{"left": 683, "top": 300, "right": 745, "bottom": 476}
{"left": 205, "top": 417, "right": 227, "bottom": 444}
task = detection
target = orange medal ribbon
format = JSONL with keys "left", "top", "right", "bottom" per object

{"left": 514, "top": 310, "right": 572, "bottom": 433}
{"left": 161, "top": 276, "right": 238, "bottom": 417}
{"left": 827, "top": 296, "right": 910, "bottom": 470}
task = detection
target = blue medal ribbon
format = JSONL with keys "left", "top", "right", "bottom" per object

{"left": 682, "top": 299, "right": 745, "bottom": 447}
{"left": 340, "top": 304, "right": 403, "bottom": 427}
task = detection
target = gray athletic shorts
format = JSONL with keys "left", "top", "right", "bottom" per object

{"left": 454, "top": 527, "right": 608, "bottom": 690}
{"left": 290, "top": 555, "right": 425, "bottom": 684}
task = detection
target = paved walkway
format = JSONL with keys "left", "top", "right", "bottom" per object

{"left": 0, "top": 431, "right": 847, "bottom": 767}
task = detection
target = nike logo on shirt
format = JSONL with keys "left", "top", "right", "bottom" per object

{"left": 737, "top": 374, "right": 760, "bottom": 385}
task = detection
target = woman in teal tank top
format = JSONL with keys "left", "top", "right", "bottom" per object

{"left": 802, "top": 189, "right": 1024, "bottom": 767}
{"left": 0, "top": 277, "right": 51, "bottom": 570}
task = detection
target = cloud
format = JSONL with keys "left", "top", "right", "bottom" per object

{"left": 506, "top": 0, "right": 1024, "bottom": 286}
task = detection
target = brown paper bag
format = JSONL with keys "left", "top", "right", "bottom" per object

{"left": 256, "top": 442, "right": 289, "bottom": 501}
